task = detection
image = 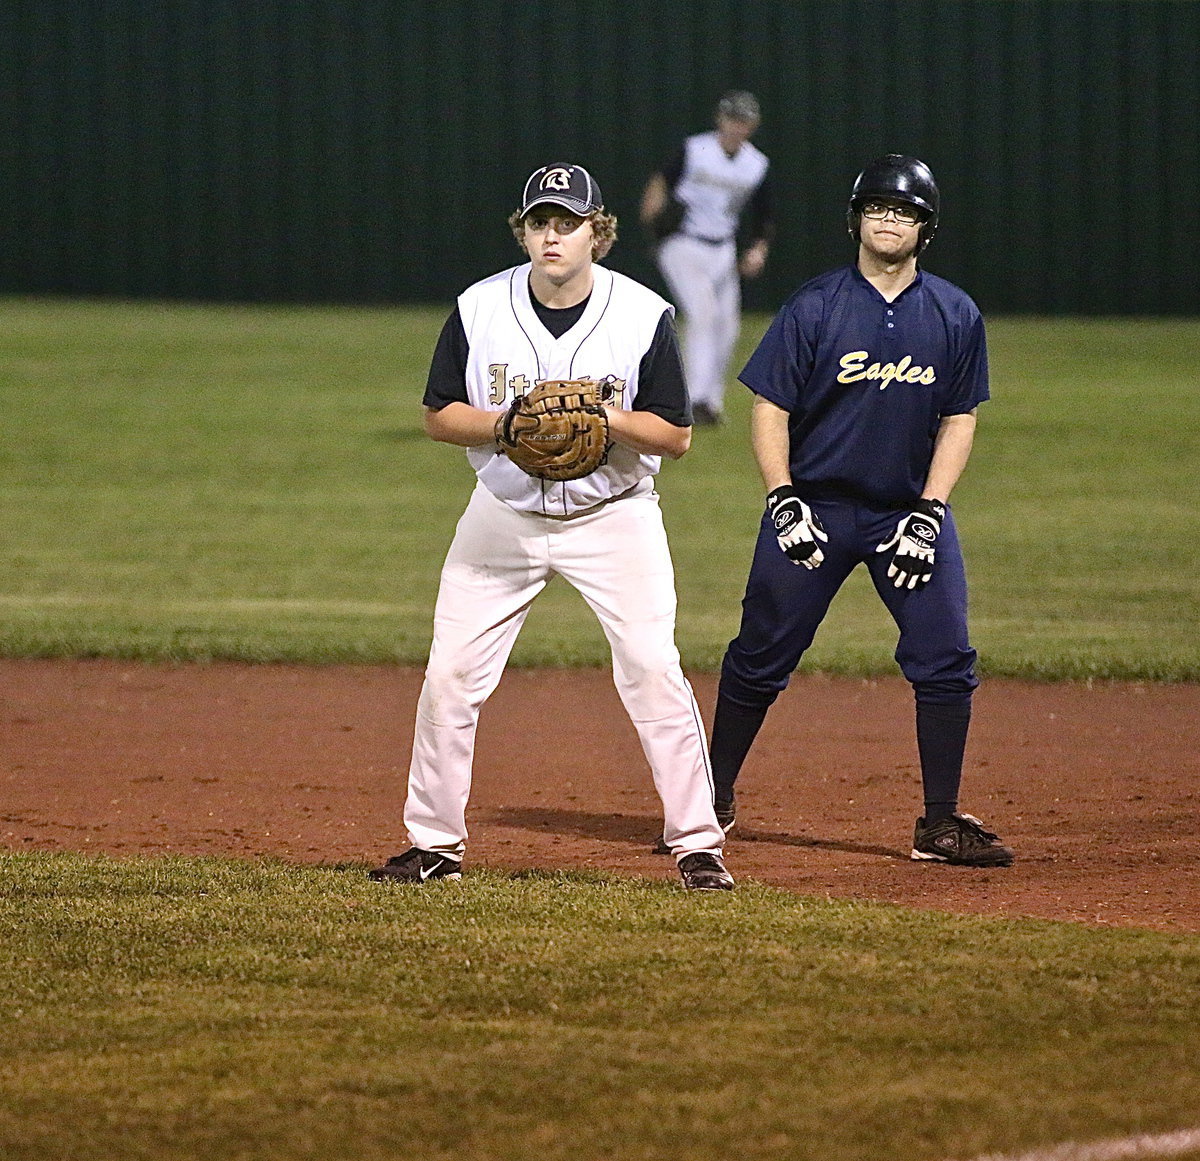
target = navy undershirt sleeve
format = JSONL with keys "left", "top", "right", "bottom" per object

{"left": 661, "top": 147, "right": 686, "bottom": 191}
{"left": 422, "top": 307, "right": 469, "bottom": 409}
{"left": 744, "top": 170, "right": 776, "bottom": 244}
{"left": 635, "top": 309, "right": 691, "bottom": 426}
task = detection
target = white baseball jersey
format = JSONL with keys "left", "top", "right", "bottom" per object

{"left": 459, "top": 262, "right": 672, "bottom": 516}
{"left": 673, "top": 131, "right": 769, "bottom": 243}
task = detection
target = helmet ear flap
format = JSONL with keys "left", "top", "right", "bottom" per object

{"left": 915, "top": 206, "right": 938, "bottom": 253}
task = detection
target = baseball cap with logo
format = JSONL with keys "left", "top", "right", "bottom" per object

{"left": 717, "top": 90, "right": 761, "bottom": 122}
{"left": 518, "top": 163, "right": 604, "bottom": 218}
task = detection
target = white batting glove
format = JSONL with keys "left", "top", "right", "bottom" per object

{"left": 766, "top": 485, "right": 829, "bottom": 569}
{"left": 876, "top": 499, "right": 946, "bottom": 590}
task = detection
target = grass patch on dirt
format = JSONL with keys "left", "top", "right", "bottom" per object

{"left": 2, "top": 851, "right": 1199, "bottom": 1161}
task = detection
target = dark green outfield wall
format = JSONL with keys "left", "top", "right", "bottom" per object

{"left": 1, "top": 1, "right": 1196, "bottom": 313}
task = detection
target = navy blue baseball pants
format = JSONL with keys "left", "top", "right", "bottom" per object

{"left": 720, "top": 496, "right": 979, "bottom": 709}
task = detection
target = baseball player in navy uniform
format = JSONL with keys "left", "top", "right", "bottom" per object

{"left": 640, "top": 90, "right": 774, "bottom": 426}
{"left": 707, "top": 154, "right": 1014, "bottom": 867}
{"left": 370, "top": 163, "right": 734, "bottom": 891}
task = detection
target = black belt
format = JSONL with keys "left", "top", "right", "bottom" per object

{"left": 681, "top": 232, "right": 731, "bottom": 246}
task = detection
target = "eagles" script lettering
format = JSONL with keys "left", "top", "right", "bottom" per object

{"left": 837, "top": 351, "right": 936, "bottom": 391}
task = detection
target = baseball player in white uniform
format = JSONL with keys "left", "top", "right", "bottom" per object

{"left": 369, "top": 162, "right": 734, "bottom": 891}
{"left": 640, "top": 90, "right": 775, "bottom": 425}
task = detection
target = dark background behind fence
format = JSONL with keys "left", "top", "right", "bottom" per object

{"left": 1, "top": 0, "right": 1196, "bottom": 314}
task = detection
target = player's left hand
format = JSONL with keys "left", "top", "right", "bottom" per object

{"left": 739, "top": 240, "right": 768, "bottom": 280}
{"left": 876, "top": 499, "right": 946, "bottom": 589}
{"left": 495, "top": 379, "right": 613, "bottom": 481}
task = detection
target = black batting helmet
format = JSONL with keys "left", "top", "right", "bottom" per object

{"left": 846, "top": 154, "right": 940, "bottom": 251}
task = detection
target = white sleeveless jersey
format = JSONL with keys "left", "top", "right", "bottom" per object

{"left": 460, "top": 262, "right": 674, "bottom": 516}
{"left": 674, "top": 131, "right": 769, "bottom": 243}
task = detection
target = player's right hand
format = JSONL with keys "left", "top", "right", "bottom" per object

{"left": 766, "top": 485, "right": 828, "bottom": 569}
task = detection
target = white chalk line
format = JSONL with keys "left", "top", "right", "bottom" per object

{"left": 963, "top": 1127, "right": 1200, "bottom": 1161}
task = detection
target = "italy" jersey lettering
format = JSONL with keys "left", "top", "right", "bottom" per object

{"left": 837, "top": 351, "right": 937, "bottom": 390}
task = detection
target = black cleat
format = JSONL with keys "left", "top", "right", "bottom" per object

{"left": 911, "top": 813, "right": 1014, "bottom": 867}
{"left": 678, "top": 852, "right": 735, "bottom": 891}
{"left": 714, "top": 794, "right": 736, "bottom": 833}
{"left": 369, "top": 847, "right": 463, "bottom": 883}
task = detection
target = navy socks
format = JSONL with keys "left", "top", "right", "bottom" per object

{"left": 916, "top": 700, "right": 972, "bottom": 821}
{"left": 710, "top": 696, "right": 770, "bottom": 801}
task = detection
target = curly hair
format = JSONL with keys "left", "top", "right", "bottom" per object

{"left": 508, "top": 207, "right": 619, "bottom": 261}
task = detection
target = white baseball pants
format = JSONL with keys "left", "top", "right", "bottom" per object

{"left": 404, "top": 482, "right": 724, "bottom": 860}
{"left": 656, "top": 233, "right": 741, "bottom": 414}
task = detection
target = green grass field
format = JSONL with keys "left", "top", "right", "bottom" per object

{"left": 1, "top": 298, "right": 1197, "bottom": 677}
{"left": 2, "top": 298, "right": 1199, "bottom": 1160}
{"left": 3, "top": 853, "right": 1200, "bottom": 1161}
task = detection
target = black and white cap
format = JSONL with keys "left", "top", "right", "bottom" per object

{"left": 717, "top": 90, "right": 761, "bottom": 122}
{"left": 518, "top": 163, "right": 604, "bottom": 218}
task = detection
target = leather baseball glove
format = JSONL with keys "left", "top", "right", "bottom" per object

{"left": 494, "top": 378, "right": 614, "bottom": 481}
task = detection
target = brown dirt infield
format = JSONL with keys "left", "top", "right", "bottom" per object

{"left": 2, "top": 659, "right": 1197, "bottom": 933}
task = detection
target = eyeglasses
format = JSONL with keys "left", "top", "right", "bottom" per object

{"left": 859, "top": 201, "right": 925, "bottom": 226}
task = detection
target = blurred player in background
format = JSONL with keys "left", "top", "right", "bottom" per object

{"left": 640, "top": 90, "right": 775, "bottom": 426}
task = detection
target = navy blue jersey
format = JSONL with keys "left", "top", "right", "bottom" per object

{"left": 739, "top": 265, "right": 989, "bottom": 507}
